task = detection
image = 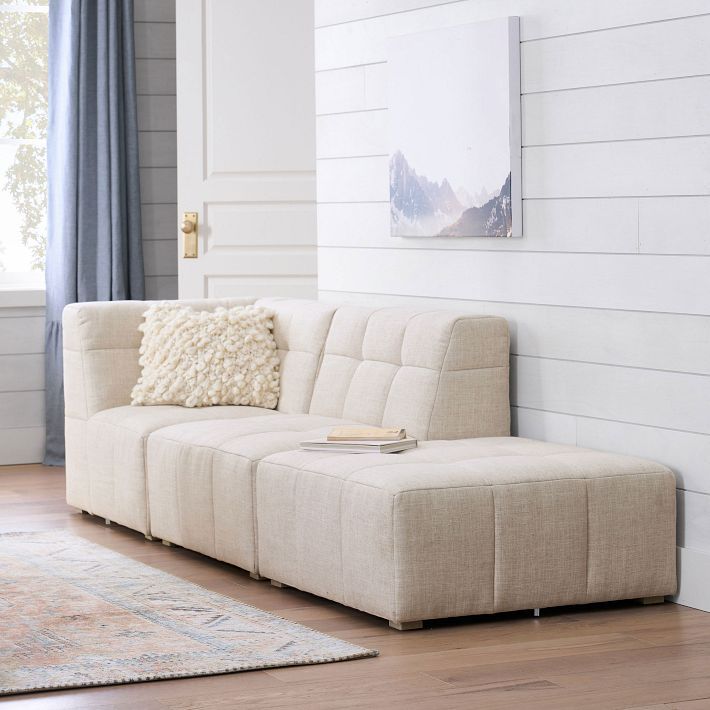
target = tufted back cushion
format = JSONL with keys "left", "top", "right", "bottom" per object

{"left": 254, "top": 298, "right": 337, "bottom": 415}
{"left": 308, "top": 306, "right": 510, "bottom": 440}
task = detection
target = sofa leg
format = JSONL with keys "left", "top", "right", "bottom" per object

{"left": 641, "top": 596, "right": 665, "bottom": 605}
{"left": 389, "top": 620, "right": 424, "bottom": 631}
{"left": 249, "top": 572, "right": 265, "bottom": 581}
{"left": 80, "top": 509, "right": 88, "bottom": 515}
{"left": 104, "top": 518, "right": 111, "bottom": 526}
{"left": 144, "top": 534, "right": 155, "bottom": 541}
{"left": 270, "top": 580, "right": 288, "bottom": 589}
{"left": 533, "top": 608, "right": 541, "bottom": 617}
{"left": 161, "top": 539, "right": 173, "bottom": 547}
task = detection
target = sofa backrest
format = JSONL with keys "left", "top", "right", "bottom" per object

{"left": 307, "top": 305, "right": 510, "bottom": 440}
{"left": 255, "top": 298, "right": 336, "bottom": 415}
{"left": 64, "top": 297, "right": 510, "bottom": 440}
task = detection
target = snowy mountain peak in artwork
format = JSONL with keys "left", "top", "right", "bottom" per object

{"left": 389, "top": 151, "right": 512, "bottom": 237}
{"left": 439, "top": 173, "right": 512, "bottom": 237}
{"left": 389, "top": 151, "right": 463, "bottom": 235}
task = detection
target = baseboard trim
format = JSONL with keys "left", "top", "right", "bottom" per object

{"left": 672, "top": 546, "right": 710, "bottom": 613}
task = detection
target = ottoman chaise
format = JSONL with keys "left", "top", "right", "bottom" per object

{"left": 256, "top": 437, "right": 677, "bottom": 629}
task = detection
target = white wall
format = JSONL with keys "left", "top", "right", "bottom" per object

{"left": 0, "top": 302, "right": 45, "bottom": 464}
{"left": 314, "top": 0, "right": 710, "bottom": 610}
{"left": 0, "top": 2, "right": 178, "bottom": 467}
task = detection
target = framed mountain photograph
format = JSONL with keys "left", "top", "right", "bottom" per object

{"left": 387, "top": 17, "right": 522, "bottom": 238}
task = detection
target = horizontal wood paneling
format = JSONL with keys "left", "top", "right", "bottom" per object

{"left": 316, "top": 65, "right": 387, "bottom": 114}
{"left": 0, "top": 354, "right": 44, "bottom": 393}
{"left": 134, "top": 21, "right": 176, "bottom": 59}
{"left": 140, "top": 168, "right": 177, "bottom": 205}
{"left": 0, "top": 308, "right": 45, "bottom": 463}
{"left": 315, "top": 0, "right": 709, "bottom": 36}
{"left": 524, "top": 137, "right": 710, "bottom": 198}
{"left": 135, "top": 6, "right": 177, "bottom": 299}
{"left": 511, "top": 355, "right": 710, "bottom": 435}
{"left": 134, "top": 0, "right": 175, "bottom": 22}
{"left": 141, "top": 204, "right": 177, "bottom": 240}
{"left": 0, "top": 315, "right": 44, "bottom": 355}
{"left": 318, "top": 249, "right": 710, "bottom": 315}
{"left": 135, "top": 59, "right": 176, "bottom": 94}
{"left": 0, "top": 391, "right": 43, "bottom": 430}
{"left": 511, "top": 407, "right": 577, "bottom": 445}
{"left": 143, "top": 240, "right": 178, "bottom": 277}
{"left": 639, "top": 197, "right": 710, "bottom": 255}
{"left": 523, "top": 76, "right": 710, "bottom": 146}
{"left": 0, "top": 427, "right": 44, "bottom": 466}
{"left": 521, "top": 15, "right": 710, "bottom": 93}
{"left": 317, "top": 141, "right": 710, "bottom": 200}
{"left": 138, "top": 131, "right": 176, "bottom": 167}
{"left": 145, "top": 276, "right": 178, "bottom": 300}
{"left": 137, "top": 95, "right": 177, "bottom": 131}
{"left": 317, "top": 78, "right": 710, "bottom": 151}
{"left": 315, "top": 3, "right": 710, "bottom": 72}
{"left": 317, "top": 111, "right": 387, "bottom": 158}
{"left": 317, "top": 199, "right": 641, "bottom": 252}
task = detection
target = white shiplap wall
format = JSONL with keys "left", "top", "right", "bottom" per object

{"left": 135, "top": 0, "right": 178, "bottom": 299}
{"left": 0, "top": 303, "right": 45, "bottom": 464}
{"left": 0, "top": 4, "right": 178, "bottom": 466}
{"left": 314, "top": 0, "right": 710, "bottom": 610}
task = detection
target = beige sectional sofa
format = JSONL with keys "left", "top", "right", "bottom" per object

{"left": 63, "top": 297, "right": 677, "bottom": 629}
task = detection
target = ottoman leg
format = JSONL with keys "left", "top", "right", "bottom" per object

{"left": 641, "top": 596, "right": 665, "bottom": 605}
{"left": 389, "top": 620, "right": 424, "bottom": 631}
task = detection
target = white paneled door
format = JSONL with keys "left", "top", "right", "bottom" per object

{"left": 176, "top": 0, "right": 317, "bottom": 299}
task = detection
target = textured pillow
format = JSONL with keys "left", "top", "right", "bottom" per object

{"left": 131, "top": 303, "right": 280, "bottom": 409}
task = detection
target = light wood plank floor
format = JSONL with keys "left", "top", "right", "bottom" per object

{"left": 1, "top": 464, "right": 709, "bottom": 709}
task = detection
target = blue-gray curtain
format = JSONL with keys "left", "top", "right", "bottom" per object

{"left": 45, "top": 0, "right": 144, "bottom": 465}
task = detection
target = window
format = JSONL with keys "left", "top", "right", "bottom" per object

{"left": 0, "top": 0, "right": 48, "bottom": 286}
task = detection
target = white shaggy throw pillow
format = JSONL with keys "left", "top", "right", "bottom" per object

{"left": 131, "top": 303, "right": 280, "bottom": 409}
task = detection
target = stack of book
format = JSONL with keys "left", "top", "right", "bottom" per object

{"left": 299, "top": 426, "right": 417, "bottom": 454}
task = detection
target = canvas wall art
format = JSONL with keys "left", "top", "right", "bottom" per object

{"left": 387, "top": 17, "right": 522, "bottom": 238}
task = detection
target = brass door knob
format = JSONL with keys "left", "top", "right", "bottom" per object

{"left": 181, "top": 212, "right": 198, "bottom": 258}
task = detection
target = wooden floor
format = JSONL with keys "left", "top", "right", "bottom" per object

{"left": 1, "top": 465, "right": 710, "bottom": 710}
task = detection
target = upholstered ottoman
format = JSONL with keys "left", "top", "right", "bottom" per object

{"left": 255, "top": 437, "right": 677, "bottom": 629}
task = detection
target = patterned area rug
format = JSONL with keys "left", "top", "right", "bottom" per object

{"left": 0, "top": 531, "right": 377, "bottom": 696}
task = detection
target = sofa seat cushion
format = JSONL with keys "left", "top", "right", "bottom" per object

{"left": 255, "top": 437, "right": 677, "bottom": 624}
{"left": 86, "top": 405, "right": 278, "bottom": 534}
{"left": 145, "top": 414, "right": 360, "bottom": 573}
